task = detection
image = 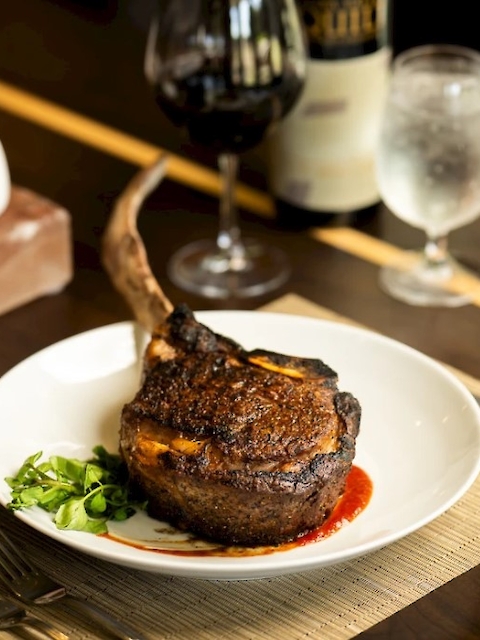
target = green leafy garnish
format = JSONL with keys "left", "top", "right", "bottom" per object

{"left": 5, "top": 445, "right": 146, "bottom": 534}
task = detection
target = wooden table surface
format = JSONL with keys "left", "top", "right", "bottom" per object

{"left": 0, "top": 2, "right": 480, "bottom": 638}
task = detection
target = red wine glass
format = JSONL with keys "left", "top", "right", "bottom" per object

{"left": 145, "top": 0, "right": 306, "bottom": 298}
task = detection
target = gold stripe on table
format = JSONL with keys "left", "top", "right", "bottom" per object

{"left": 1, "top": 79, "right": 480, "bottom": 308}
{"left": 0, "top": 79, "right": 274, "bottom": 218}
{"left": 311, "top": 227, "right": 480, "bottom": 308}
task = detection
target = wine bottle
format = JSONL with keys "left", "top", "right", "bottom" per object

{"left": 267, "top": 0, "right": 391, "bottom": 227}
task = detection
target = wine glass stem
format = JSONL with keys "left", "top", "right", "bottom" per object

{"left": 217, "top": 153, "right": 248, "bottom": 270}
{"left": 424, "top": 233, "right": 449, "bottom": 268}
{"left": 421, "top": 232, "right": 457, "bottom": 282}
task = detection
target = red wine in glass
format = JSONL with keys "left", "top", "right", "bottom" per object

{"left": 145, "top": 0, "right": 306, "bottom": 298}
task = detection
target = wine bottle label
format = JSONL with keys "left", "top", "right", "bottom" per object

{"left": 267, "top": 46, "right": 391, "bottom": 213}
{"left": 301, "top": 0, "right": 388, "bottom": 56}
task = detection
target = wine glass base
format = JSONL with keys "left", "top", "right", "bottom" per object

{"left": 379, "top": 250, "right": 479, "bottom": 307}
{"left": 168, "top": 238, "right": 290, "bottom": 299}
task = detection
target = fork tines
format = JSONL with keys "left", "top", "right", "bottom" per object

{"left": 0, "top": 529, "right": 35, "bottom": 582}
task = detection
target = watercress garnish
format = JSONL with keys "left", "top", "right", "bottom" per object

{"left": 4, "top": 445, "right": 146, "bottom": 534}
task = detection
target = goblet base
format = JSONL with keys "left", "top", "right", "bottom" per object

{"left": 168, "top": 238, "right": 290, "bottom": 299}
{"left": 379, "top": 250, "right": 480, "bottom": 307}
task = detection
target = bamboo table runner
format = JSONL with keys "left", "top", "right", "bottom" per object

{"left": 1, "top": 293, "right": 480, "bottom": 640}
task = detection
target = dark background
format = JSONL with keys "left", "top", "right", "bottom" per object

{"left": 391, "top": 0, "right": 480, "bottom": 56}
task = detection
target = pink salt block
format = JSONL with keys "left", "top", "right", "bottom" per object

{"left": 0, "top": 185, "right": 73, "bottom": 315}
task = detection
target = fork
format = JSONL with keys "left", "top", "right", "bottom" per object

{"left": 0, "top": 531, "right": 147, "bottom": 640}
{"left": 0, "top": 595, "right": 68, "bottom": 639}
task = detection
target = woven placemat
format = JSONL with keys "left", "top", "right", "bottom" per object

{"left": 1, "top": 293, "right": 480, "bottom": 640}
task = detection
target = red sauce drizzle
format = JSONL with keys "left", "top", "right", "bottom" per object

{"left": 296, "top": 464, "right": 373, "bottom": 546}
{"left": 103, "top": 465, "right": 373, "bottom": 557}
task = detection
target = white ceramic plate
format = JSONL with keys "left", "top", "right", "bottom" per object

{"left": 0, "top": 311, "right": 479, "bottom": 580}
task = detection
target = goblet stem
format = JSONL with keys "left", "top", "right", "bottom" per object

{"left": 424, "top": 233, "right": 449, "bottom": 269}
{"left": 421, "top": 232, "right": 456, "bottom": 282}
{"left": 217, "top": 153, "right": 249, "bottom": 272}
{"left": 167, "top": 152, "right": 289, "bottom": 299}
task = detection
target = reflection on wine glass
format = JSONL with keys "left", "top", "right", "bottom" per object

{"left": 145, "top": 0, "right": 306, "bottom": 299}
{"left": 375, "top": 44, "right": 480, "bottom": 307}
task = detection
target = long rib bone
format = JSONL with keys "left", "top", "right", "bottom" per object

{"left": 102, "top": 155, "right": 174, "bottom": 334}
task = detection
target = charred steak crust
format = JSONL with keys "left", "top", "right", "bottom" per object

{"left": 120, "top": 304, "right": 361, "bottom": 546}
